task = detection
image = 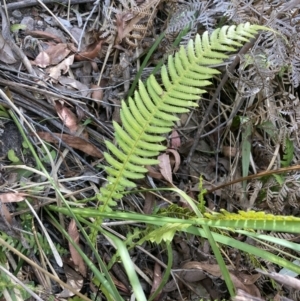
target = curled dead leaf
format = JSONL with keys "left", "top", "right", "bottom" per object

{"left": 166, "top": 149, "right": 181, "bottom": 173}
{"left": 37, "top": 132, "right": 103, "bottom": 158}
{"left": 25, "top": 30, "right": 63, "bottom": 43}
{"left": 68, "top": 219, "right": 87, "bottom": 277}
{"left": 55, "top": 102, "right": 78, "bottom": 133}
{"left": 170, "top": 129, "right": 181, "bottom": 149}
{"left": 33, "top": 43, "right": 71, "bottom": 67}
{"left": 158, "top": 153, "right": 173, "bottom": 184}
{"left": 56, "top": 265, "right": 83, "bottom": 298}
{"left": 75, "top": 40, "right": 104, "bottom": 61}
{"left": 0, "top": 192, "right": 26, "bottom": 203}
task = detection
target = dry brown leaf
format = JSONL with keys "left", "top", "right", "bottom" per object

{"left": 33, "top": 43, "right": 70, "bottom": 67}
{"left": 25, "top": 30, "right": 63, "bottom": 43}
{"left": 37, "top": 132, "right": 103, "bottom": 158}
{"left": 150, "top": 262, "right": 162, "bottom": 301}
{"left": 158, "top": 153, "right": 173, "bottom": 184}
{"left": 68, "top": 219, "right": 87, "bottom": 277}
{"left": 32, "top": 51, "right": 50, "bottom": 68}
{"left": 59, "top": 76, "right": 89, "bottom": 97}
{"left": 48, "top": 54, "right": 74, "bottom": 81}
{"left": 143, "top": 191, "right": 156, "bottom": 214}
{"left": 0, "top": 192, "right": 26, "bottom": 203}
{"left": 55, "top": 102, "right": 78, "bottom": 133}
{"left": 91, "top": 84, "right": 103, "bottom": 102}
{"left": 56, "top": 264, "right": 83, "bottom": 298}
{"left": 170, "top": 129, "right": 181, "bottom": 149}
{"left": 166, "top": 149, "right": 181, "bottom": 173}
{"left": 74, "top": 40, "right": 104, "bottom": 61}
{"left": 0, "top": 33, "right": 17, "bottom": 64}
{"left": 146, "top": 165, "right": 162, "bottom": 180}
{"left": 0, "top": 203, "right": 12, "bottom": 225}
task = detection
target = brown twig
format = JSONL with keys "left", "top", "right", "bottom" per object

{"left": 5, "top": 0, "right": 95, "bottom": 11}
{"left": 207, "top": 164, "right": 300, "bottom": 193}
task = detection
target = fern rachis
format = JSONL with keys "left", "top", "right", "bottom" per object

{"left": 99, "top": 23, "right": 266, "bottom": 212}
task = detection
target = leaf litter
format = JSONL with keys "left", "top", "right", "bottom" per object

{"left": 0, "top": 0, "right": 300, "bottom": 300}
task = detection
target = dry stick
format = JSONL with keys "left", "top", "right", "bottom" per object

{"left": 0, "top": 238, "right": 92, "bottom": 301}
{"left": 186, "top": 36, "right": 259, "bottom": 164}
{"left": 0, "top": 7, "right": 36, "bottom": 76}
{"left": 207, "top": 164, "right": 300, "bottom": 193}
{"left": 5, "top": 0, "right": 95, "bottom": 10}
{"left": 37, "top": 0, "right": 78, "bottom": 45}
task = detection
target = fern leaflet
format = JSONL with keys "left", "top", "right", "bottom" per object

{"left": 99, "top": 23, "right": 266, "bottom": 212}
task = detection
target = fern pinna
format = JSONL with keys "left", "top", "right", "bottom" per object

{"left": 100, "top": 23, "right": 265, "bottom": 211}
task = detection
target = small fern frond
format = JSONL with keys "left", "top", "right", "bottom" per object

{"left": 100, "top": 23, "right": 266, "bottom": 211}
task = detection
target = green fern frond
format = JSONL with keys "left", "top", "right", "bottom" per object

{"left": 204, "top": 209, "right": 300, "bottom": 221}
{"left": 100, "top": 23, "right": 266, "bottom": 211}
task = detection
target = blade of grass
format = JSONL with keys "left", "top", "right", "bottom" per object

{"left": 148, "top": 242, "right": 173, "bottom": 301}
{"left": 187, "top": 226, "right": 300, "bottom": 275}
{"left": 1, "top": 95, "right": 123, "bottom": 301}
{"left": 202, "top": 225, "right": 235, "bottom": 297}
{"left": 103, "top": 230, "right": 147, "bottom": 301}
{"left": 46, "top": 209, "right": 124, "bottom": 301}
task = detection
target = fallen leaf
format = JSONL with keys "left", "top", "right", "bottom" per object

{"left": 91, "top": 84, "right": 103, "bottom": 102}
{"left": 74, "top": 40, "right": 104, "bottom": 61}
{"left": 146, "top": 165, "right": 163, "bottom": 180}
{"left": 150, "top": 262, "right": 162, "bottom": 301}
{"left": 166, "top": 149, "right": 181, "bottom": 173}
{"left": 170, "top": 130, "right": 181, "bottom": 149}
{"left": 0, "top": 192, "right": 26, "bottom": 203}
{"left": 58, "top": 76, "right": 89, "bottom": 97}
{"left": 0, "top": 203, "right": 12, "bottom": 225}
{"left": 37, "top": 132, "right": 103, "bottom": 158}
{"left": 48, "top": 54, "right": 74, "bottom": 81}
{"left": 56, "top": 264, "right": 83, "bottom": 298}
{"left": 25, "top": 30, "right": 63, "bottom": 43}
{"left": 0, "top": 33, "right": 17, "bottom": 64}
{"left": 55, "top": 102, "right": 78, "bottom": 133}
{"left": 33, "top": 43, "right": 71, "bottom": 67}
{"left": 68, "top": 219, "right": 87, "bottom": 277}
{"left": 158, "top": 153, "right": 173, "bottom": 184}
{"left": 32, "top": 51, "right": 50, "bottom": 68}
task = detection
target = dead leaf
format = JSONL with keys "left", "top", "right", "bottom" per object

{"left": 48, "top": 54, "right": 74, "bottom": 81}
{"left": 37, "top": 132, "right": 103, "bottom": 158}
{"left": 32, "top": 51, "right": 50, "bottom": 68}
{"left": 166, "top": 149, "right": 181, "bottom": 173}
{"left": 33, "top": 43, "right": 71, "bottom": 67}
{"left": 56, "top": 264, "right": 83, "bottom": 298}
{"left": 74, "top": 40, "right": 104, "bottom": 61}
{"left": 222, "top": 145, "right": 238, "bottom": 157}
{"left": 0, "top": 33, "right": 17, "bottom": 64}
{"left": 150, "top": 262, "right": 162, "bottom": 301}
{"left": 257, "top": 268, "right": 300, "bottom": 290}
{"left": 25, "top": 30, "right": 63, "bottom": 43}
{"left": 68, "top": 219, "right": 87, "bottom": 277}
{"left": 58, "top": 76, "right": 89, "bottom": 97}
{"left": 0, "top": 192, "right": 26, "bottom": 203}
{"left": 146, "top": 165, "right": 162, "bottom": 180}
{"left": 158, "top": 153, "right": 173, "bottom": 184}
{"left": 143, "top": 192, "right": 156, "bottom": 214}
{"left": 170, "top": 130, "right": 181, "bottom": 149}
{"left": 55, "top": 102, "right": 78, "bottom": 133}
{"left": 91, "top": 84, "right": 103, "bottom": 102}
{"left": 0, "top": 202, "right": 12, "bottom": 225}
